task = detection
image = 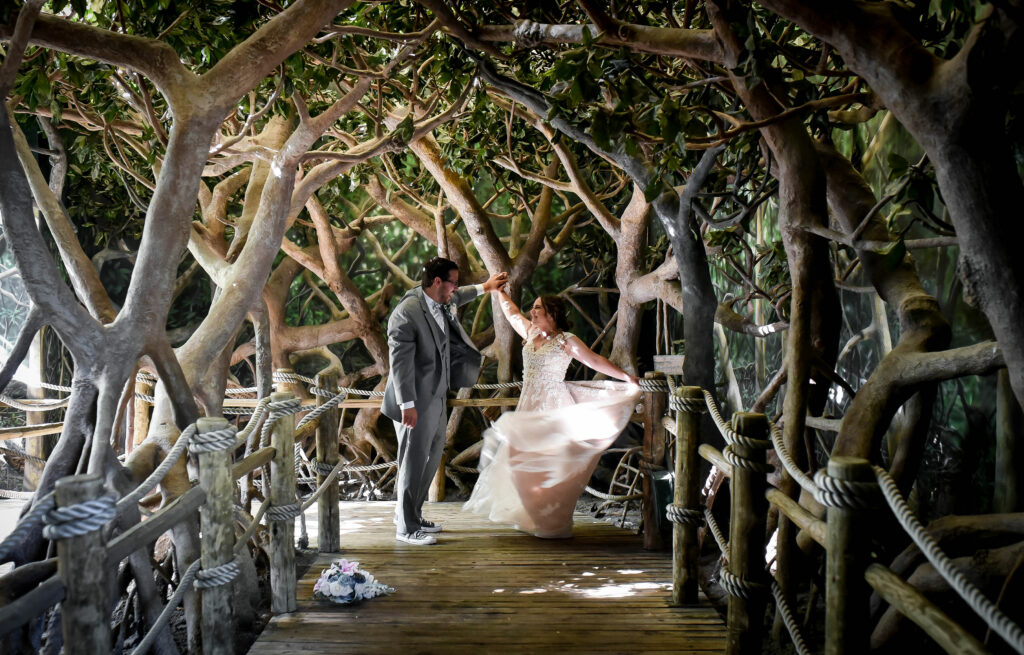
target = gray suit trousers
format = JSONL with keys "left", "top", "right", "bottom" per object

{"left": 393, "top": 392, "right": 447, "bottom": 535}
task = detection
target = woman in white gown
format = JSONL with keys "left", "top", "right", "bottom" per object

{"left": 464, "top": 289, "right": 641, "bottom": 538}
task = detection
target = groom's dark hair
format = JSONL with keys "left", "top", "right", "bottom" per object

{"left": 421, "top": 257, "right": 459, "bottom": 289}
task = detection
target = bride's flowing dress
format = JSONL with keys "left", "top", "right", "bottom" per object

{"left": 464, "top": 327, "right": 640, "bottom": 538}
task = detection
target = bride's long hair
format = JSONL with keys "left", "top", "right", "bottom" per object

{"left": 539, "top": 295, "right": 572, "bottom": 332}
{"left": 523, "top": 295, "right": 573, "bottom": 347}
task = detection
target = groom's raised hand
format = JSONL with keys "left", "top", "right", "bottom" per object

{"left": 482, "top": 271, "right": 509, "bottom": 293}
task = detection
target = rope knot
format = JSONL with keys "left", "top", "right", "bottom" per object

{"left": 194, "top": 559, "right": 241, "bottom": 589}
{"left": 266, "top": 502, "right": 302, "bottom": 522}
{"left": 719, "top": 567, "right": 768, "bottom": 600}
{"left": 189, "top": 424, "right": 238, "bottom": 454}
{"left": 669, "top": 394, "right": 707, "bottom": 413}
{"left": 43, "top": 491, "right": 118, "bottom": 540}
{"left": 812, "top": 469, "right": 878, "bottom": 509}
{"left": 665, "top": 504, "right": 702, "bottom": 526}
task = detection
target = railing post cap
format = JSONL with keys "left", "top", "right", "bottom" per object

{"left": 196, "top": 416, "right": 229, "bottom": 432}
{"left": 675, "top": 385, "right": 703, "bottom": 398}
{"left": 54, "top": 472, "right": 104, "bottom": 503}
{"left": 644, "top": 371, "right": 666, "bottom": 379}
{"left": 826, "top": 455, "right": 874, "bottom": 480}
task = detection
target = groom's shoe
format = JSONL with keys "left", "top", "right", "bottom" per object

{"left": 396, "top": 530, "right": 436, "bottom": 545}
{"left": 419, "top": 520, "right": 442, "bottom": 534}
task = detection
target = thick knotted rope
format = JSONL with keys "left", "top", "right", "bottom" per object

{"left": 874, "top": 465, "right": 1024, "bottom": 652}
{"left": 719, "top": 567, "right": 767, "bottom": 600}
{"left": 259, "top": 397, "right": 303, "bottom": 448}
{"left": 266, "top": 502, "right": 302, "bottom": 522}
{"left": 0, "top": 492, "right": 55, "bottom": 561}
{"left": 665, "top": 504, "right": 702, "bottom": 526}
{"left": 193, "top": 559, "right": 241, "bottom": 589}
{"left": 769, "top": 422, "right": 818, "bottom": 496}
{"left": 0, "top": 394, "right": 70, "bottom": 411}
{"left": 119, "top": 424, "right": 197, "bottom": 510}
{"left": 669, "top": 394, "right": 707, "bottom": 413}
{"left": 188, "top": 424, "right": 238, "bottom": 454}
{"left": 704, "top": 508, "right": 729, "bottom": 561}
{"left": 129, "top": 559, "right": 200, "bottom": 655}
{"left": 637, "top": 378, "right": 670, "bottom": 393}
{"left": 812, "top": 469, "right": 878, "bottom": 510}
{"left": 43, "top": 491, "right": 117, "bottom": 540}
{"left": 772, "top": 578, "right": 811, "bottom": 655}
{"left": 582, "top": 485, "right": 642, "bottom": 502}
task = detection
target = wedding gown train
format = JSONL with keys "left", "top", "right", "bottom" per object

{"left": 464, "top": 328, "right": 640, "bottom": 538}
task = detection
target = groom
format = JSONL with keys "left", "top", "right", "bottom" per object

{"left": 382, "top": 257, "right": 507, "bottom": 545}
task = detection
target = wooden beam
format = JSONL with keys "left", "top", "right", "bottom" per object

{"left": 864, "top": 564, "right": 987, "bottom": 655}
{"left": 766, "top": 488, "right": 825, "bottom": 547}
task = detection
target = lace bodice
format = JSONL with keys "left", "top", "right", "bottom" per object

{"left": 518, "top": 328, "right": 575, "bottom": 412}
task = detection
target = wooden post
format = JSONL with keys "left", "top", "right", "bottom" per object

{"left": 825, "top": 456, "right": 874, "bottom": 655}
{"left": 132, "top": 376, "right": 153, "bottom": 449}
{"left": 275, "top": 367, "right": 301, "bottom": 397}
{"left": 641, "top": 371, "right": 667, "bottom": 550}
{"left": 672, "top": 386, "right": 704, "bottom": 605}
{"left": 269, "top": 391, "right": 297, "bottom": 614}
{"left": 315, "top": 373, "right": 341, "bottom": 553}
{"left": 725, "top": 412, "right": 770, "bottom": 655}
{"left": 54, "top": 473, "right": 111, "bottom": 655}
{"left": 196, "top": 417, "right": 235, "bottom": 653}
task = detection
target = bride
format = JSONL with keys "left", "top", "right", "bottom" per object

{"left": 464, "top": 287, "right": 641, "bottom": 538}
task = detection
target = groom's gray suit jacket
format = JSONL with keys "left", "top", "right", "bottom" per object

{"left": 381, "top": 286, "right": 483, "bottom": 434}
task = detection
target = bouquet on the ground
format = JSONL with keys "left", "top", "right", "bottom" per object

{"left": 312, "top": 559, "right": 394, "bottom": 604}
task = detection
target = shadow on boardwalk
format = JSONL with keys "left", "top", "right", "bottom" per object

{"left": 250, "top": 501, "right": 726, "bottom": 654}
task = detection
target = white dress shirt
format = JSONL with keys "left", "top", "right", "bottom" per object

{"left": 399, "top": 284, "right": 483, "bottom": 411}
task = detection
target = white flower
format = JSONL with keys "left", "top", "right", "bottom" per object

{"left": 354, "top": 583, "right": 366, "bottom": 599}
{"left": 329, "top": 581, "right": 344, "bottom": 597}
{"left": 338, "top": 584, "right": 354, "bottom": 598}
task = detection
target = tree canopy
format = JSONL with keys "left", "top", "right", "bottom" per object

{"left": 1, "top": 0, "right": 1023, "bottom": 650}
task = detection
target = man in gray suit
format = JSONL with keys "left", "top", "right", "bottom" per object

{"left": 382, "top": 257, "right": 507, "bottom": 544}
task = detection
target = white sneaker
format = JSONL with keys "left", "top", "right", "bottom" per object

{"left": 396, "top": 530, "right": 436, "bottom": 545}
{"left": 419, "top": 520, "right": 442, "bottom": 534}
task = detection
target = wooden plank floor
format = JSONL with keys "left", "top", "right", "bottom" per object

{"left": 249, "top": 501, "right": 726, "bottom": 654}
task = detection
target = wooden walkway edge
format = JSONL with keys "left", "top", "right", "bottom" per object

{"left": 249, "top": 501, "right": 726, "bottom": 654}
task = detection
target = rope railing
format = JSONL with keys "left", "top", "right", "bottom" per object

{"left": 873, "top": 465, "right": 1024, "bottom": 652}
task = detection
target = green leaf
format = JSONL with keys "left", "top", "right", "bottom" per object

{"left": 644, "top": 174, "right": 665, "bottom": 202}
{"left": 887, "top": 153, "right": 909, "bottom": 176}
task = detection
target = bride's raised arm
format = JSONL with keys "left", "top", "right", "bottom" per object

{"left": 493, "top": 289, "right": 532, "bottom": 340}
{"left": 562, "top": 335, "right": 640, "bottom": 385}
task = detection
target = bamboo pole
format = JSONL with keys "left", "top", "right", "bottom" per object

{"left": 196, "top": 417, "right": 235, "bottom": 654}
{"left": 269, "top": 390, "right": 297, "bottom": 614}
{"left": 725, "top": 412, "right": 770, "bottom": 655}
{"left": 55, "top": 473, "right": 111, "bottom": 655}
{"left": 864, "top": 564, "right": 987, "bottom": 654}
{"left": 672, "top": 386, "right": 703, "bottom": 605}
{"left": 825, "top": 456, "right": 874, "bottom": 655}
{"left": 641, "top": 372, "right": 667, "bottom": 550}
{"left": 315, "top": 373, "right": 341, "bottom": 552}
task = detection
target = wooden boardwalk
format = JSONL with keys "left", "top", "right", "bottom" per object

{"left": 249, "top": 501, "right": 726, "bottom": 654}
